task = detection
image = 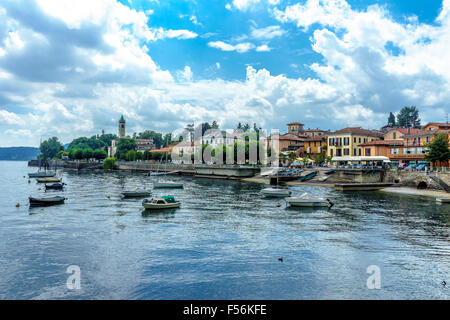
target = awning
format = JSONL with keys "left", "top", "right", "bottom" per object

{"left": 331, "top": 156, "right": 390, "bottom": 162}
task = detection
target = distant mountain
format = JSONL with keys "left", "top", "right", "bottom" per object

{"left": 0, "top": 147, "right": 39, "bottom": 161}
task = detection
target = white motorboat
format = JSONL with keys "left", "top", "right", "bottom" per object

{"left": 285, "top": 193, "right": 333, "bottom": 207}
{"left": 261, "top": 187, "right": 291, "bottom": 197}
{"left": 150, "top": 172, "right": 165, "bottom": 176}
{"left": 121, "top": 189, "right": 151, "bottom": 198}
{"left": 153, "top": 181, "right": 183, "bottom": 188}
{"left": 142, "top": 196, "right": 180, "bottom": 210}
{"left": 319, "top": 176, "right": 329, "bottom": 182}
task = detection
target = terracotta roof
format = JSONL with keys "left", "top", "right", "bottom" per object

{"left": 149, "top": 147, "right": 170, "bottom": 153}
{"left": 404, "top": 129, "right": 449, "bottom": 138}
{"left": 305, "top": 128, "right": 328, "bottom": 132}
{"left": 425, "top": 122, "right": 450, "bottom": 128}
{"left": 278, "top": 135, "right": 305, "bottom": 141}
{"left": 386, "top": 128, "right": 422, "bottom": 135}
{"left": 287, "top": 122, "right": 304, "bottom": 126}
{"left": 330, "top": 127, "right": 383, "bottom": 137}
{"left": 304, "top": 136, "right": 327, "bottom": 141}
{"left": 360, "top": 139, "right": 404, "bottom": 146}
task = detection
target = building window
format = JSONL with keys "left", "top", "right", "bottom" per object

{"left": 353, "top": 148, "right": 356, "bottom": 155}
{"left": 344, "top": 148, "right": 349, "bottom": 155}
{"left": 330, "top": 149, "right": 334, "bottom": 156}
{"left": 393, "top": 132, "right": 397, "bottom": 139}
{"left": 353, "top": 137, "right": 356, "bottom": 143}
{"left": 344, "top": 137, "right": 349, "bottom": 145}
{"left": 359, "top": 137, "right": 361, "bottom": 143}
{"left": 365, "top": 149, "right": 371, "bottom": 156}
{"left": 358, "top": 149, "right": 362, "bottom": 156}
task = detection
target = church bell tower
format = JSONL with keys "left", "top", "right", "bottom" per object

{"left": 119, "top": 115, "right": 126, "bottom": 138}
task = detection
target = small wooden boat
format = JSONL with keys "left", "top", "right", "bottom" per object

{"left": 142, "top": 196, "right": 180, "bottom": 210}
{"left": 285, "top": 193, "right": 333, "bottom": 208}
{"left": 121, "top": 190, "right": 151, "bottom": 198}
{"left": 45, "top": 183, "right": 64, "bottom": 190}
{"left": 150, "top": 172, "right": 166, "bottom": 176}
{"left": 261, "top": 187, "right": 291, "bottom": 197}
{"left": 318, "top": 176, "right": 329, "bottom": 182}
{"left": 324, "top": 170, "right": 335, "bottom": 175}
{"left": 153, "top": 181, "right": 183, "bottom": 188}
{"left": 36, "top": 177, "right": 61, "bottom": 183}
{"left": 299, "top": 171, "right": 318, "bottom": 181}
{"left": 29, "top": 195, "right": 65, "bottom": 206}
{"left": 29, "top": 172, "right": 56, "bottom": 178}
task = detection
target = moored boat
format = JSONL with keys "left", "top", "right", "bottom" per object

{"left": 318, "top": 176, "right": 329, "bottom": 182}
{"left": 285, "top": 193, "right": 333, "bottom": 208}
{"left": 299, "top": 171, "right": 318, "bottom": 181}
{"left": 261, "top": 187, "right": 291, "bottom": 197}
{"left": 324, "top": 170, "right": 335, "bottom": 175}
{"left": 29, "top": 195, "right": 65, "bottom": 206}
{"left": 45, "top": 183, "right": 64, "bottom": 190}
{"left": 121, "top": 190, "right": 151, "bottom": 198}
{"left": 28, "top": 172, "right": 56, "bottom": 178}
{"left": 142, "top": 196, "right": 180, "bottom": 210}
{"left": 36, "top": 177, "right": 61, "bottom": 183}
{"left": 153, "top": 181, "right": 183, "bottom": 188}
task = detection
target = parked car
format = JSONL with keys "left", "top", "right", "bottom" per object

{"left": 398, "top": 163, "right": 408, "bottom": 169}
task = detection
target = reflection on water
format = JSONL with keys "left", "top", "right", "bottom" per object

{"left": 0, "top": 161, "right": 449, "bottom": 299}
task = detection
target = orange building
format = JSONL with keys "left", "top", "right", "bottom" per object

{"left": 303, "top": 136, "right": 327, "bottom": 157}
{"left": 361, "top": 124, "right": 449, "bottom": 167}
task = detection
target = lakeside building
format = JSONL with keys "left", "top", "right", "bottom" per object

{"left": 360, "top": 123, "right": 449, "bottom": 167}
{"left": 303, "top": 136, "right": 327, "bottom": 158}
{"left": 327, "top": 127, "right": 383, "bottom": 157}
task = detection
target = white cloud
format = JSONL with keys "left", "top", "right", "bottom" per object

{"left": 208, "top": 41, "right": 255, "bottom": 53}
{"left": 250, "top": 25, "right": 285, "bottom": 39}
{"left": 0, "top": 110, "right": 24, "bottom": 125}
{"left": 177, "top": 66, "right": 193, "bottom": 82}
{"left": 256, "top": 44, "right": 271, "bottom": 52}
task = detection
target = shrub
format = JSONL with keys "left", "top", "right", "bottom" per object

{"left": 103, "top": 157, "right": 117, "bottom": 170}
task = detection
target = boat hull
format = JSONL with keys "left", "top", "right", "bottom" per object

{"left": 29, "top": 172, "right": 56, "bottom": 178}
{"left": 261, "top": 188, "right": 291, "bottom": 197}
{"left": 45, "top": 183, "right": 64, "bottom": 190}
{"left": 285, "top": 196, "right": 331, "bottom": 207}
{"left": 121, "top": 191, "right": 151, "bottom": 198}
{"left": 153, "top": 182, "right": 183, "bottom": 188}
{"left": 29, "top": 196, "right": 65, "bottom": 206}
{"left": 37, "top": 177, "right": 61, "bottom": 183}
{"left": 143, "top": 202, "right": 180, "bottom": 210}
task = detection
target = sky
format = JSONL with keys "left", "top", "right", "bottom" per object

{"left": 0, "top": 0, "right": 449, "bottom": 147}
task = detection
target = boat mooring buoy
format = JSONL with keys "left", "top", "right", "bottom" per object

{"left": 278, "top": 257, "right": 283, "bottom": 262}
{"left": 276, "top": 203, "right": 281, "bottom": 207}
{"left": 443, "top": 281, "right": 447, "bottom": 287}
{"left": 15, "top": 203, "right": 20, "bottom": 207}
{"left": 28, "top": 180, "right": 31, "bottom": 183}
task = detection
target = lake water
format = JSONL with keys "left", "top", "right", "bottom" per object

{"left": 0, "top": 161, "right": 448, "bottom": 299}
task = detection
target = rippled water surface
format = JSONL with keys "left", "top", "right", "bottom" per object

{"left": 0, "top": 161, "right": 449, "bottom": 299}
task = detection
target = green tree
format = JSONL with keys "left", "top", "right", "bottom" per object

{"left": 211, "top": 121, "right": 219, "bottom": 129}
{"left": 137, "top": 130, "right": 163, "bottom": 148}
{"left": 56, "top": 150, "right": 68, "bottom": 159}
{"left": 387, "top": 112, "right": 396, "bottom": 127}
{"left": 82, "top": 148, "right": 94, "bottom": 160}
{"left": 425, "top": 133, "right": 450, "bottom": 167}
{"left": 396, "top": 106, "right": 421, "bottom": 128}
{"left": 136, "top": 151, "right": 144, "bottom": 160}
{"left": 125, "top": 150, "right": 137, "bottom": 161}
{"left": 163, "top": 133, "right": 172, "bottom": 147}
{"left": 103, "top": 157, "right": 116, "bottom": 170}
{"left": 74, "top": 148, "right": 84, "bottom": 160}
{"left": 115, "top": 138, "right": 137, "bottom": 160}
{"left": 40, "top": 137, "right": 63, "bottom": 160}
{"left": 98, "top": 134, "right": 117, "bottom": 147}
{"left": 93, "top": 149, "right": 107, "bottom": 160}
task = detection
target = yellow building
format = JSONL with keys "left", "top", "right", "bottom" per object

{"left": 304, "top": 136, "right": 327, "bottom": 156}
{"left": 327, "top": 127, "right": 382, "bottom": 157}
